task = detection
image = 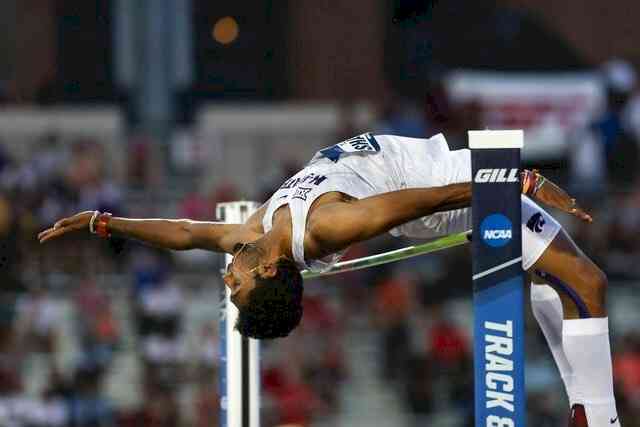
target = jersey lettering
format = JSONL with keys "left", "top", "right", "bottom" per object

{"left": 292, "top": 187, "right": 312, "bottom": 201}
{"left": 319, "top": 133, "right": 381, "bottom": 162}
{"left": 280, "top": 172, "right": 328, "bottom": 190}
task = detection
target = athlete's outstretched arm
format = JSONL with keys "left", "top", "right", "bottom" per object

{"left": 110, "top": 218, "right": 245, "bottom": 252}
{"left": 307, "top": 171, "right": 591, "bottom": 256}
{"left": 38, "top": 203, "right": 268, "bottom": 253}
{"left": 38, "top": 212, "right": 240, "bottom": 252}
{"left": 307, "top": 183, "right": 471, "bottom": 255}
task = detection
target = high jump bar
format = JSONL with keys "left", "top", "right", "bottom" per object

{"left": 301, "top": 231, "right": 471, "bottom": 279}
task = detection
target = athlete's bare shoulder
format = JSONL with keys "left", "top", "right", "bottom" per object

{"left": 306, "top": 192, "right": 357, "bottom": 230}
{"left": 198, "top": 202, "right": 269, "bottom": 254}
{"left": 304, "top": 192, "right": 357, "bottom": 259}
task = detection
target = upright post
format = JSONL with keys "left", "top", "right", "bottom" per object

{"left": 470, "top": 130, "right": 525, "bottom": 427}
{"left": 216, "top": 201, "right": 261, "bottom": 427}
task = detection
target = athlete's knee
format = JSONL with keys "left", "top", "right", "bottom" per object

{"left": 575, "top": 260, "right": 607, "bottom": 314}
{"left": 590, "top": 265, "right": 608, "bottom": 307}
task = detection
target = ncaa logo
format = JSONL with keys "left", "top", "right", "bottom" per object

{"left": 480, "top": 214, "right": 513, "bottom": 248}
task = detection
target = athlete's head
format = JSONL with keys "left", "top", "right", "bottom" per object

{"left": 223, "top": 242, "right": 304, "bottom": 339}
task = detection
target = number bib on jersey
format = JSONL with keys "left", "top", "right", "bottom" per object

{"left": 319, "top": 133, "right": 380, "bottom": 163}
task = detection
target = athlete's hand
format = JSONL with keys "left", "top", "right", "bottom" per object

{"left": 38, "top": 211, "right": 95, "bottom": 243}
{"left": 532, "top": 178, "right": 593, "bottom": 223}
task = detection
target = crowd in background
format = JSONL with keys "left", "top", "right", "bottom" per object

{"left": 1, "top": 61, "right": 640, "bottom": 427}
{"left": 0, "top": 116, "right": 351, "bottom": 425}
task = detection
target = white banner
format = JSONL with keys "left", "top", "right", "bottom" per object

{"left": 446, "top": 71, "right": 605, "bottom": 160}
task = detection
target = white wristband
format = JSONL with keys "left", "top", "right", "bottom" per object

{"left": 89, "top": 210, "right": 100, "bottom": 234}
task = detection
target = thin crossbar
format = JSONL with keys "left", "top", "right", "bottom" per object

{"left": 301, "top": 231, "right": 471, "bottom": 279}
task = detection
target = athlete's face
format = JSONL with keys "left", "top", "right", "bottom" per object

{"left": 223, "top": 243, "right": 262, "bottom": 307}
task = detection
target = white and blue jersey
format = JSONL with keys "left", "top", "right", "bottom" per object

{"left": 263, "top": 133, "right": 561, "bottom": 273}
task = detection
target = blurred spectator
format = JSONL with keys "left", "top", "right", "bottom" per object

{"left": 134, "top": 262, "right": 186, "bottom": 403}
{"left": 133, "top": 382, "right": 180, "bottom": 427}
{"left": 0, "top": 368, "right": 28, "bottom": 427}
{"left": 74, "top": 278, "right": 120, "bottom": 368}
{"left": 624, "top": 86, "right": 640, "bottom": 144}
{"left": 131, "top": 249, "right": 170, "bottom": 297}
{"left": 194, "top": 377, "right": 219, "bottom": 427}
{"left": 267, "top": 361, "right": 326, "bottom": 427}
{"left": 427, "top": 304, "right": 469, "bottom": 368}
{"left": 426, "top": 304, "right": 473, "bottom": 419}
{"left": 65, "top": 140, "right": 123, "bottom": 215}
{"left": 127, "top": 134, "right": 154, "bottom": 189}
{"left": 0, "top": 191, "right": 22, "bottom": 291}
{"left": 194, "top": 324, "right": 220, "bottom": 427}
{"left": 423, "top": 79, "right": 483, "bottom": 150}
{"left": 177, "top": 191, "right": 212, "bottom": 222}
{"left": 138, "top": 275, "right": 185, "bottom": 365}
{"left": 527, "top": 392, "right": 563, "bottom": 427}
{"left": 177, "top": 181, "right": 240, "bottom": 223}
{"left": 297, "top": 295, "right": 346, "bottom": 409}
{"left": 196, "top": 323, "right": 219, "bottom": 371}
{"left": 375, "top": 91, "right": 429, "bottom": 138}
{"left": 595, "top": 60, "right": 637, "bottom": 188}
{"left": 373, "top": 272, "right": 414, "bottom": 383}
{"left": 568, "top": 59, "right": 640, "bottom": 205}
{"left": 604, "top": 189, "right": 640, "bottom": 276}
{"left": 67, "top": 361, "right": 115, "bottom": 427}
{"left": 211, "top": 181, "right": 240, "bottom": 210}
{"left": 403, "top": 354, "right": 434, "bottom": 419}
{"left": 614, "top": 332, "right": 640, "bottom": 411}
{"left": 567, "top": 124, "right": 608, "bottom": 203}
{"left": 15, "top": 287, "right": 62, "bottom": 356}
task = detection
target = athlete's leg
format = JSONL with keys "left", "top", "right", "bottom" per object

{"left": 531, "top": 229, "right": 606, "bottom": 318}
{"left": 529, "top": 273, "right": 578, "bottom": 408}
{"left": 531, "top": 230, "right": 619, "bottom": 426}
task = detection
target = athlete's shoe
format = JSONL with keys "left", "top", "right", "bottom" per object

{"left": 569, "top": 404, "right": 588, "bottom": 427}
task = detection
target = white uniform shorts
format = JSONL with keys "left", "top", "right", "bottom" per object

{"left": 390, "top": 148, "right": 562, "bottom": 270}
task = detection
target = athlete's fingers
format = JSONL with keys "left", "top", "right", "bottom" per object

{"left": 570, "top": 207, "right": 593, "bottom": 223}
{"left": 564, "top": 198, "right": 592, "bottom": 223}
{"left": 39, "top": 221, "right": 64, "bottom": 241}
{"left": 580, "top": 212, "right": 593, "bottom": 223}
{"left": 37, "top": 228, "right": 52, "bottom": 240}
{"left": 39, "top": 230, "right": 59, "bottom": 243}
{"left": 38, "top": 226, "right": 69, "bottom": 243}
{"left": 38, "top": 228, "right": 55, "bottom": 243}
{"left": 53, "top": 217, "right": 72, "bottom": 229}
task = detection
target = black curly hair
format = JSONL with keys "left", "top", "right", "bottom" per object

{"left": 235, "top": 257, "right": 303, "bottom": 339}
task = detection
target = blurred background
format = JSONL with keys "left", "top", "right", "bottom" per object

{"left": 1, "top": 0, "right": 640, "bottom": 426}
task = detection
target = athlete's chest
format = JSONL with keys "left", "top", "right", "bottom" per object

{"left": 271, "top": 191, "right": 353, "bottom": 226}
{"left": 271, "top": 191, "right": 354, "bottom": 259}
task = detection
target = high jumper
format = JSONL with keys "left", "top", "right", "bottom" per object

{"left": 39, "top": 132, "right": 617, "bottom": 426}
